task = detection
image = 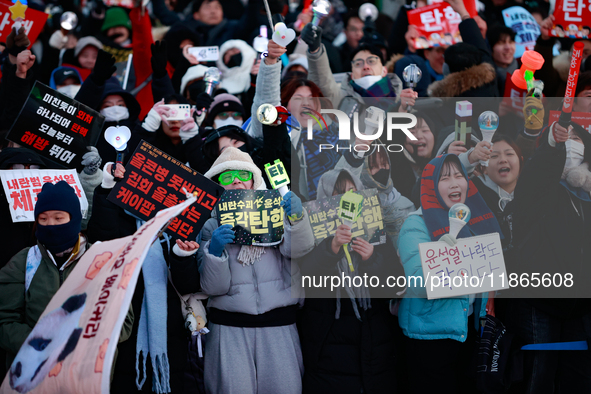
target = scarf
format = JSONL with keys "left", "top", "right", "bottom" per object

{"left": 350, "top": 76, "right": 397, "bottom": 98}
{"left": 421, "top": 154, "right": 503, "bottom": 241}
{"left": 335, "top": 252, "right": 372, "bottom": 321}
{"left": 134, "top": 218, "right": 171, "bottom": 394}
{"left": 298, "top": 122, "right": 341, "bottom": 200}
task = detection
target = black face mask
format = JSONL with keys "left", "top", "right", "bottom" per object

{"left": 373, "top": 168, "right": 390, "bottom": 185}
{"left": 238, "top": 143, "right": 249, "bottom": 153}
{"left": 226, "top": 53, "right": 242, "bottom": 68}
{"left": 108, "top": 32, "right": 126, "bottom": 42}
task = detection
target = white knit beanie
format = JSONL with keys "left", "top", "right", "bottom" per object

{"left": 204, "top": 147, "right": 263, "bottom": 189}
{"left": 180, "top": 65, "right": 209, "bottom": 96}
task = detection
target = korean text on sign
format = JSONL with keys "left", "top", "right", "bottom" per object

{"left": 419, "top": 233, "right": 508, "bottom": 300}
{"left": 107, "top": 140, "right": 224, "bottom": 240}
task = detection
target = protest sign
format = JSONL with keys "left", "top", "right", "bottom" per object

{"left": 427, "top": 0, "right": 478, "bottom": 17}
{"left": 0, "top": 169, "right": 88, "bottom": 222}
{"left": 0, "top": 194, "right": 196, "bottom": 394}
{"left": 550, "top": 0, "right": 590, "bottom": 39}
{"left": 217, "top": 190, "right": 284, "bottom": 245}
{"left": 108, "top": 140, "right": 225, "bottom": 240}
{"left": 6, "top": 82, "right": 104, "bottom": 168}
{"left": 303, "top": 189, "right": 386, "bottom": 246}
{"left": 419, "top": 233, "right": 508, "bottom": 300}
{"left": 549, "top": 110, "right": 591, "bottom": 133}
{"left": 407, "top": 3, "right": 462, "bottom": 49}
{"left": 502, "top": 6, "right": 541, "bottom": 57}
{"left": 0, "top": 1, "right": 48, "bottom": 46}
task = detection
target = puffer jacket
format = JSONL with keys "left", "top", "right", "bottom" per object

{"left": 307, "top": 44, "right": 403, "bottom": 108}
{"left": 0, "top": 239, "right": 134, "bottom": 368}
{"left": 198, "top": 210, "right": 315, "bottom": 317}
{"left": 397, "top": 211, "right": 487, "bottom": 342}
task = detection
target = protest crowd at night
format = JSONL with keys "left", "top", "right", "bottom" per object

{"left": 0, "top": 0, "right": 590, "bottom": 392}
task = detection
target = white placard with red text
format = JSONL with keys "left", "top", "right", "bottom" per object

{"left": 0, "top": 169, "right": 88, "bottom": 222}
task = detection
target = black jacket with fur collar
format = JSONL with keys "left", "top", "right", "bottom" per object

{"left": 427, "top": 18, "right": 498, "bottom": 98}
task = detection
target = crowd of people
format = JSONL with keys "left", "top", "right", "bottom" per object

{"left": 0, "top": 0, "right": 590, "bottom": 393}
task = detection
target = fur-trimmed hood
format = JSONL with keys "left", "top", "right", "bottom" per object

{"left": 428, "top": 63, "right": 496, "bottom": 97}
{"left": 216, "top": 39, "right": 257, "bottom": 95}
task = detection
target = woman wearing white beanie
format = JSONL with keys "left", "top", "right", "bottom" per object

{"left": 174, "top": 147, "right": 315, "bottom": 393}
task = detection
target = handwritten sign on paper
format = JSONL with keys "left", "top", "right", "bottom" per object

{"left": 419, "top": 233, "right": 508, "bottom": 299}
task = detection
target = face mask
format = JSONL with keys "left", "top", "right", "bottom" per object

{"left": 238, "top": 143, "right": 249, "bottom": 153}
{"left": 100, "top": 105, "right": 129, "bottom": 122}
{"left": 565, "top": 139, "right": 585, "bottom": 169}
{"left": 36, "top": 222, "right": 80, "bottom": 254}
{"left": 226, "top": 53, "right": 242, "bottom": 68}
{"left": 373, "top": 168, "right": 390, "bottom": 185}
{"left": 214, "top": 117, "right": 243, "bottom": 128}
{"left": 57, "top": 85, "right": 81, "bottom": 99}
{"left": 353, "top": 75, "right": 383, "bottom": 90}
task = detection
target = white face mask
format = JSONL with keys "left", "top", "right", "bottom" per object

{"left": 57, "top": 85, "right": 81, "bottom": 99}
{"left": 214, "top": 117, "right": 243, "bottom": 129}
{"left": 565, "top": 139, "right": 585, "bottom": 169}
{"left": 100, "top": 105, "right": 130, "bottom": 122}
{"left": 353, "top": 75, "right": 383, "bottom": 90}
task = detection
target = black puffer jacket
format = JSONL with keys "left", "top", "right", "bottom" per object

{"left": 298, "top": 235, "right": 402, "bottom": 394}
{"left": 510, "top": 133, "right": 591, "bottom": 318}
{"left": 87, "top": 186, "right": 197, "bottom": 393}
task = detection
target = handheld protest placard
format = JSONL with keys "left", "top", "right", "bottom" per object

{"left": 454, "top": 101, "right": 472, "bottom": 145}
{"left": 477, "top": 111, "right": 499, "bottom": 167}
{"left": 338, "top": 191, "right": 364, "bottom": 272}
{"left": 264, "top": 159, "right": 290, "bottom": 196}
{"left": 448, "top": 203, "right": 471, "bottom": 239}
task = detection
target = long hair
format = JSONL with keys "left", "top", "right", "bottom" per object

{"left": 280, "top": 78, "right": 325, "bottom": 107}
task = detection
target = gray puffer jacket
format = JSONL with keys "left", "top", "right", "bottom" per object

{"left": 198, "top": 211, "right": 315, "bottom": 315}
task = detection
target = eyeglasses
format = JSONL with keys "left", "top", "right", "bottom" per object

{"left": 351, "top": 55, "right": 380, "bottom": 69}
{"left": 11, "top": 164, "right": 41, "bottom": 170}
{"left": 217, "top": 112, "right": 242, "bottom": 120}
{"left": 218, "top": 170, "right": 253, "bottom": 185}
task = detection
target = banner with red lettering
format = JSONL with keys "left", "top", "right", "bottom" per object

{"left": 407, "top": 3, "right": 463, "bottom": 49}
{"left": 0, "top": 1, "right": 48, "bottom": 46}
{"left": 550, "top": 0, "right": 591, "bottom": 38}
{"left": 427, "top": 0, "right": 478, "bottom": 17}
{"left": 0, "top": 195, "right": 196, "bottom": 394}
{"left": 0, "top": 169, "right": 88, "bottom": 222}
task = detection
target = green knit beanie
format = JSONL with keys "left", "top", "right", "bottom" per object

{"left": 102, "top": 7, "right": 132, "bottom": 32}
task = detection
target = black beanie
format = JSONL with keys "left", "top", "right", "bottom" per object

{"left": 444, "top": 43, "right": 483, "bottom": 73}
{"left": 34, "top": 181, "right": 82, "bottom": 225}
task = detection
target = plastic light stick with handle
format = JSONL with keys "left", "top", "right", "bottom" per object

{"left": 477, "top": 111, "right": 499, "bottom": 166}
{"left": 448, "top": 203, "right": 471, "bottom": 239}
{"left": 104, "top": 126, "right": 131, "bottom": 181}
{"left": 264, "top": 159, "right": 290, "bottom": 197}
{"left": 357, "top": 106, "right": 384, "bottom": 158}
{"left": 311, "top": 0, "right": 331, "bottom": 26}
{"left": 559, "top": 41, "right": 585, "bottom": 128}
{"left": 402, "top": 64, "right": 422, "bottom": 111}
{"left": 524, "top": 70, "right": 535, "bottom": 92}
{"left": 338, "top": 191, "right": 364, "bottom": 272}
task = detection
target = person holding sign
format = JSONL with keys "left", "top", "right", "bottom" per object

{"left": 396, "top": 154, "right": 502, "bottom": 393}
{"left": 195, "top": 147, "right": 314, "bottom": 394}
{"left": 0, "top": 181, "right": 133, "bottom": 374}
{"left": 298, "top": 168, "right": 403, "bottom": 393}
{"left": 505, "top": 121, "right": 591, "bottom": 393}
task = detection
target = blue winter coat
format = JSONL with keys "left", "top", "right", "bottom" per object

{"left": 397, "top": 211, "right": 487, "bottom": 342}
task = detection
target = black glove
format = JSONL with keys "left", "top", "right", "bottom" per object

{"left": 90, "top": 49, "right": 116, "bottom": 86}
{"left": 194, "top": 92, "right": 214, "bottom": 111}
{"left": 151, "top": 40, "right": 168, "bottom": 79}
{"left": 6, "top": 26, "right": 30, "bottom": 57}
{"left": 301, "top": 24, "right": 322, "bottom": 53}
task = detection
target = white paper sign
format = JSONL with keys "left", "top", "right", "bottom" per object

{"left": 419, "top": 233, "right": 508, "bottom": 300}
{"left": 1, "top": 169, "right": 88, "bottom": 222}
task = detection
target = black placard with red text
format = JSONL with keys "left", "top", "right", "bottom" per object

{"left": 107, "top": 140, "right": 225, "bottom": 240}
{"left": 6, "top": 81, "right": 104, "bottom": 168}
